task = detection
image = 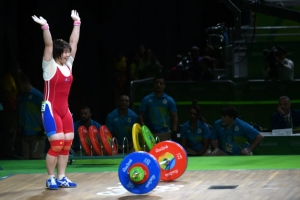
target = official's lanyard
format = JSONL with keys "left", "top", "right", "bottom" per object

{"left": 285, "top": 115, "right": 293, "bottom": 128}
{"left": 224, "top": 127, "right": 234, "bottom": 143}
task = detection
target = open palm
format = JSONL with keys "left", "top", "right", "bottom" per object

{"left": 71, "top": 10, "right": 80, "bottom": 21}
{"left": 32, "top": 15, "right": 47, "bottom": 25}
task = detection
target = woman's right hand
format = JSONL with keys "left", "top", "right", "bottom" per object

{"left": 32, "top": 15, "right": 48, "bottom": 26}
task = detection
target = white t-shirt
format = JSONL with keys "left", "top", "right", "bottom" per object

{"left": 42, "top": 56, "right": 74, "bottom": 81}
{"left": 278, "top": 58, "right": 294, "bottom": 81}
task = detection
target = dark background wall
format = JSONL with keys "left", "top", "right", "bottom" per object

{"left": 0, "top": 0, "right": 234, "bottom": 124}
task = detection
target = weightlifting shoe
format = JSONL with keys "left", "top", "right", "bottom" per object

{"left": 46, "top": 177, "right": 58, "bottom": 190}
{"left": 56, "top": 177, "right": 77, "bottom": 188}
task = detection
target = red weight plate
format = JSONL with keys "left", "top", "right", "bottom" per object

{"left": 100, "top": 125, "right": 118, "bottom": 155}
{"left": 88, "top": 125, "right": 103, "bottom": 156}
{"left": 78, "top": 126, "right": 93, "bottom": 156}
{"left": 96, "top": 131, "right": 108, "bottom": 156}
{"left": 128, "top": 163, "right": 150, "bottom": 184}
{"left": 150, "top": 141, "right": 187, "bottom": 181}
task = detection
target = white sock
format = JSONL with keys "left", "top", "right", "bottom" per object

{"left": 48, "top": 175, "right": 55, "bottom": 179}
{"left": 58, "top": 174, "right": 65, "bottom": 180}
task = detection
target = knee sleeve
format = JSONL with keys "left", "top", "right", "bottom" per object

{"left": 60, "top": 140, "right": 72, "bottom": 155}
{"left": 48, "top": 140, "right": 64, "bottom": 157}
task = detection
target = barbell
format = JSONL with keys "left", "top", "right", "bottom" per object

{"left": 118, "top": 123, "right": 188, "bottom": 194}
{"left": 78, "top": 123, "right": 188, "bottom": 194}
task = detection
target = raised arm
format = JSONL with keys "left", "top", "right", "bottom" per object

{"left": 69, "top": 10, "right": 81, "bottom": 59}
{"left": 32, "top": 15, "right": 53, "bottom": 62}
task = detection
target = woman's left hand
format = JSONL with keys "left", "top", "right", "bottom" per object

{"left": 71, "top": 10, "right": 80, "bottom": 21}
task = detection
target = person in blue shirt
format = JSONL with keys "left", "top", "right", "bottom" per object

{"left": 271, "top": 96, "right": 300, "bottom": 130}
{"left": 211, "top": 106, "right": 263, "bottom": 156}
{"left": 73, "top": 105, "right": 101, "bottom": 153}
{"left": 17, "top": 74, "right": 45, "bottom": 159}
{"left": 106, "top": 95, "right": 138, "bottom": 153}
{"left": 180, "top": 103, "right": 210, "bottom": 156}
{"left": 139, "top": 76, "right": 178, "bottom": 142}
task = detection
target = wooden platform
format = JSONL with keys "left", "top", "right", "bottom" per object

{"left": 1, "top": 170, "right": 300, "bottom": 200}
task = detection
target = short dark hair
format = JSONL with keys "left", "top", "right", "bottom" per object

{"left": 190, "top": 100, "right": 206, "bottom": 123}
{"left": 53, "top": 39, "right": 72, "bottom": 60}
{"left": 220, "top": 106, "right": 237, "bottom": 119}
{"left": 279, "top": 96, "right": 290, "bottom": 103}
{"left": 153, "top": 75, "right": 165, "bottom": 82}
{"left": 80, "top": 105, "right": 90, "bottom": 110}
{"left": 189, "top": 104, "right": 201, "bottom": 117}
{"left": 191, "top": 46, "right": 199, "bottom": 51}
{"left": 118, "top": 94, "right": 129, "bottom": 100}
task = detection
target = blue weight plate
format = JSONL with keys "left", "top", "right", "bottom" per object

{"left": 118, "top": 151, "right": 161, "bottom": 194}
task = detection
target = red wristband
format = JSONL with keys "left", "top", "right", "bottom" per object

{"left": 41, "top": 24, "right": 49, "bottom": 30}
{"left": 73, "top": 20, "right": 81, "bottom": 26}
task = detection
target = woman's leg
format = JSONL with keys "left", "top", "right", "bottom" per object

{"left": 46, "top": 133, "right": 65, "bottom": 175}
{"left": 57, "top": 132, "right": 74, "bottom": 176}
{"left": 45, "top": 132, "right": 64, "bottom": 189}
{"left": 55, "top": 109, "right": 76, "bottom": 187}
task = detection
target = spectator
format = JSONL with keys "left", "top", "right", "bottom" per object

{"left": 106, "top": 95, "right": 138, "bottom": 153}
{"left": 73, "top": 105, "right": 101, "bottom": 153}
{"left": 113, "top": 49, "right": 129, "bottom": 98}
{"left": 200, "top": 56, "right": 215, "bottom": 81}
{"left": 263, "top": 46, "right": 280, "bottom": 81}
{"left": 277, "top": 47, "right": 294, "bottom": 81}
{"left": 271, "top": 96, "right": 300, "bottom": 130}
{"left": 129, "top": 44, "right": 147, "bottom": 81}
{"left": 204, "top": 44, "right": 219, "bottom": 69}
{"left": 188, "top": 46, "right": 203, "bottom": 81}
{"left": 180, "top": 103, "right": 210, "bottom": 156}
{"left": 139, "top": 76, "right": 178, "bottom": 142}
{"left": 129, "top": 52, "right": 141, "bottom": 81}
{"left": 210, "top": 106, "right": 263, "bottom": 156}
{"left": 166, "top": 54, "right": 184, "bottom": 81}
{"left": 17, "top": 74, "right": 45, "bottom": 159}
{"left": 0, "top": 61, "right": 22, "bottom": 159}
{"left": 263, "top": 46, "right": 294, "bottom": 81}
{"left": 145, "top": 49, "right": 163, "bottom": 78}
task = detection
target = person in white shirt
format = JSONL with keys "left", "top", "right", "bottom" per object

{"left": 277, "top": 47, "right": 294, "bottom": 81}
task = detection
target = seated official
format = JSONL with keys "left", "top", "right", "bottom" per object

{"left": 210, "top": 106, "right": 264, "bottom": 156}
{"left": 73, "top": 105, "right": 101, "bottom": 153}
{"left": 180, "top": 104, "right": 210, "bottom": 156}
{"left": 106, "top": 95, "right": 138, "bottom": 153}
{"left": 271, "top": 96, "right": 300, "bottom": 130}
